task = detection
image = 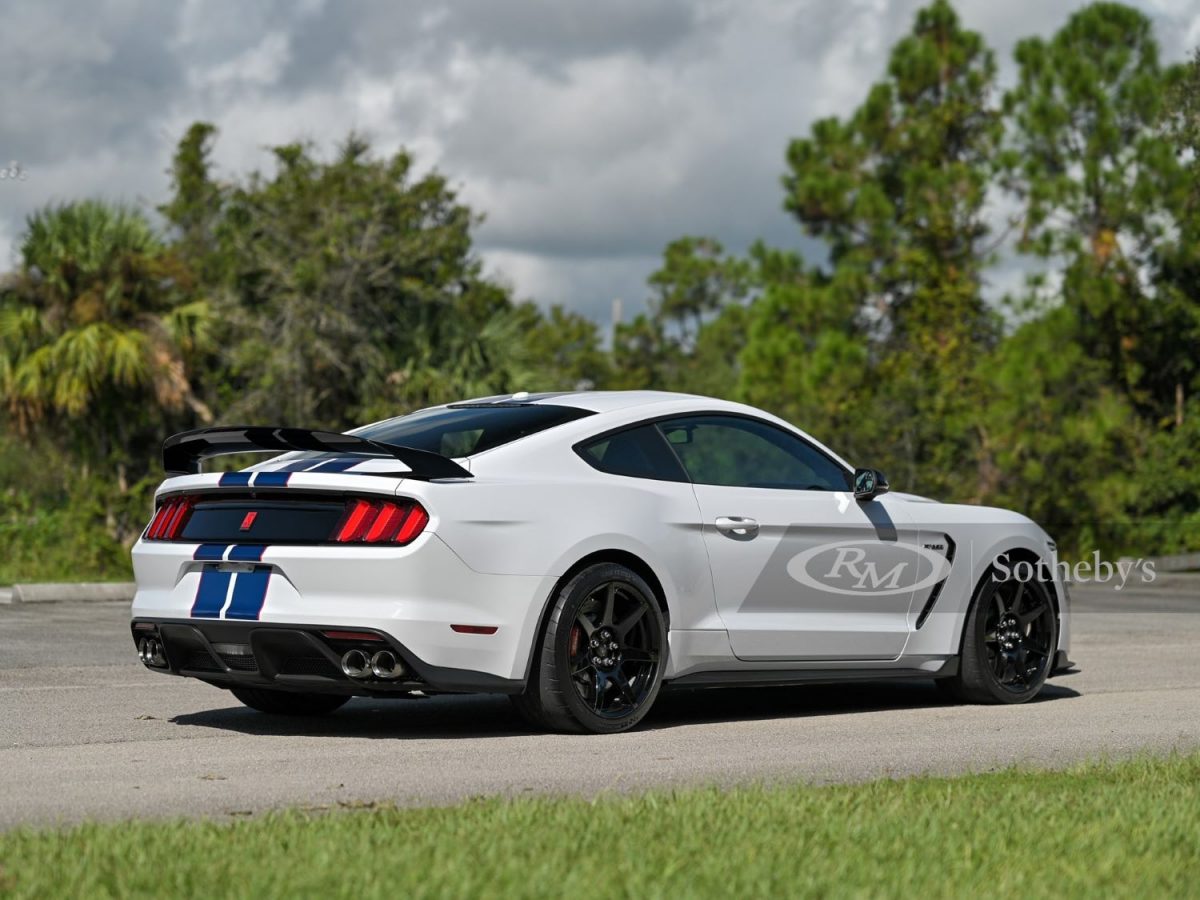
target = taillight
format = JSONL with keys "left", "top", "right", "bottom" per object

{"left": 144, "top": 496, "right": 193, "bottom": 541}
{"left": 332, "top": 498, "right": 428, "bottom": 545}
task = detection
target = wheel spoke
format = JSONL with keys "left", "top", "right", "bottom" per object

{"left": 1018, "top": 600, "right": 1048, "bottom": 629}
{"left": 993, "top": 649, "right": 1010, "bottom": 682}
{"left": 601, "top": 583, "right": 617, "bottom": 627}
{"left": 621, "top": 648, "right": 658, "bottom": 665}
{"left": 1005, "top": 581, "right": 1025, "bottom": 613}
{"left": 570, "top": 656, "right": 593, "bottom": 677}
{"left": 614, "top": 603, "right": 647, "bottom": 640}
{"left": 613, "top": 672, "right": 637, "bottom": 707}
{"left": 576, "top": 614, "right": 597, "bottom": 638}
{"left": 592, "top": 671, "right": 610, "bottom": 712}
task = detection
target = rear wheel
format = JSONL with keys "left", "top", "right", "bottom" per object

{"left": 941, "top": 562, "right": 1057, "bottom": 704}
{"left": 512, "top": 563, "right": 666, "bottom": 734}
{"left": 230, "top": 687, "right": 350, "bottom": 716}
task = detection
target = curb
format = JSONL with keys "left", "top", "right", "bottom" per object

{"left": 1, "top": 582, "right": 135, "bottom": 605}
{"left": 1145, "top": 552, "right": 1200, "bottom": 573}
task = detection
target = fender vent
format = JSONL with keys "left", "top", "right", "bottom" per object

{"left": 915, "top": 535, "right": 956, "bottom": 630}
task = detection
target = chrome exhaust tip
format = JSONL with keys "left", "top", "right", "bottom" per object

{"left": 369, "top": 650, "right": 404, "bottom": 680}
{"left": 137, "top": 637, "right": 167, "bottom": 668}
{"left": 341, "top": 649, "right": 371, "bottom": 679}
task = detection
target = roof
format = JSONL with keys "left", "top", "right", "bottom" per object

{"left": 529, "top": 390, "right": 708, "bottom": 413}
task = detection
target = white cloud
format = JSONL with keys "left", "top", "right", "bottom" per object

{"left": 1, "top": 0, "right": 1197, "bottom": 320}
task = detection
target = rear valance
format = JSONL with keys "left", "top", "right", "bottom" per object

{"left": 162, "top": 426, "right": 472, "bottom": 479}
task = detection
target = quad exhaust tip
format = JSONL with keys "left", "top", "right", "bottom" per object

{"left": 137, "top": 636, "right": 168, "bottom": 668}
{"left": 370, "top": 650, "right": 404, "bottom": 680}
{"left": 340, "top": 649, "right": 371, "bottom": 679}
{"left": 340, "top": 648, "right": 406, "bottom": 680}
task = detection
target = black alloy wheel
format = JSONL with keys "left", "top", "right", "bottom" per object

{"left": 940, "top": 561, "right": 1058, "bottom": 704}
{"left": 567, "top": 580, "right": 662, "bottom": 719}
{"left": 983, "top": 576, "right": 1056, "bottom": 694}
{"left": 512, "top": 563, "right": 667, "bottom": 733}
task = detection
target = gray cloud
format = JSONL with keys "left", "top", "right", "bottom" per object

{"left": 1, "top": 0, "right": 1198, "bottom": 313}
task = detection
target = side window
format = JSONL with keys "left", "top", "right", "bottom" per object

{"left": 577, "top": 425, "right": 690, "bottom": 482}
{"left": 657, "top": 415, "right": 849, "bottom": 491}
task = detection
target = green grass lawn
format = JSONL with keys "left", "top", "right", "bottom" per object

{"left": 1, "top": 754, "right": 1197, "bottom": 899}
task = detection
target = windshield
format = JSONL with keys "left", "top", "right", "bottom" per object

{"left": 279, "top": 404, "right": 594, "bottom": 461}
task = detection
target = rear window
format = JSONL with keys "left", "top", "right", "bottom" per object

{"left": 288, "top": 404, "right": 594, "bottom": 460}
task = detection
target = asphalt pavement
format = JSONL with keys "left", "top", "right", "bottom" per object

{"left": 1, "top": 576, "right": 1198, "bottom": 829}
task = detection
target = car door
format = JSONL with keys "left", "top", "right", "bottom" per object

{"left": 657, "top": 414, "right": 920, "bottom": 661}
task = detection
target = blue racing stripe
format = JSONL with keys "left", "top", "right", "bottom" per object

{"left": 253, "top": 471, "right": 292, "bottom": 487}
{"left": 224, "top": 566, "right": 271, "bottom": 621}
{"left": 277, "top": 460, "right": 324, "bottom": 473}
{"left": 228, "top": 544, "right": 267, "bottom": 562}
{"left": 219, "top": 472, "right": 253, "bottom": 487}
{"left": 190, "top": 569, "right": 231, "bottom": 618}
{"left": 193, "top": 543, "right": 229, "bottom": 561}
{"left": 309, "top": 458, "right": 358, "bottom": 473}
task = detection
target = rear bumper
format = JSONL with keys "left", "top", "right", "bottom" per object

{"left": 132, "top": 618, "right": 525, "bottom": 695}
{"left": 131, "top": 533, "right": 557, "bottom": 682}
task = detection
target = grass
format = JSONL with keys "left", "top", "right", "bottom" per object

{"left": 1, "top": 755, "right": 1198, "bottom": 899}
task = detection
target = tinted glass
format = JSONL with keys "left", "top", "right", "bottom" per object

{"left": 281, "top": 404, "right": 593, "bottom": 461}
{"left": 578, "top": 425, "right": 689, "bottom": 482}
{"left": 657, "top": 415, "right": 849, "bottom": 490}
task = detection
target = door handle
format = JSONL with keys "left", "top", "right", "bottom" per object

{"left": 715, "top": 516, "right": 759, "bottom": 537}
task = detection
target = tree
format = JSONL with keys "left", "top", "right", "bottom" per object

{"left": 161, "top": 127, "right": 527, "bottom": 426}
{"left": 609, "top": 236, "right": 750, "bottom": 393}
{"left": 738, "top": 245, "right": 872, "bottom": 464}
{"left": 0, "top": 200, "right": 212, "bottom": 539}
{"left": 774, "top": 0, "right": 1001, "bottom": 494}
{"left": 1003, "top": 2, "right": 1188, "bottom": 420}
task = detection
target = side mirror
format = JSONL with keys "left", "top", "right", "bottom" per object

{"left": 853, "top": 467, "right": 889, "bottom": 501}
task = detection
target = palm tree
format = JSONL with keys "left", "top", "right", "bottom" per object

{"left": 0, "top": 201, "right": 213, "bottom": 537}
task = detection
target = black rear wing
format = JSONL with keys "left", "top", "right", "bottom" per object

{"left": 162, "top": 426, "right": 472, "bottom": 479}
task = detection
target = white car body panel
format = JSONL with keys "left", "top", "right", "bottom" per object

{"left": 131, "top": 391, "right": 1071, "bottom": 692}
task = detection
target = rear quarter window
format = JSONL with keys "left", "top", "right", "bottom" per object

{"left": 577, "top": 425, "right": 689, "bottom": 482}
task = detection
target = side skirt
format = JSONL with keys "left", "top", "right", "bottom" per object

{"left": 665, "top": 658, "right": 958, "bottom": 691}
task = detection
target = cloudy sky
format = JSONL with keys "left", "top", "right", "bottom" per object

{"left": 2, "top": 0, "right": 1199, "bottom": 325}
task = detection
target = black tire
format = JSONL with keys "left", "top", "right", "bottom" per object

{"left": 230, "top": 687, "right": 350, "bottom": 716}
{"left": 512, "top": 563, "right": 667, "bottom": 734}
{"left": 941, "top": 561, "right": 1058, "bottom": 704}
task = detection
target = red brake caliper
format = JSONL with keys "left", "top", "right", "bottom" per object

{"left": 570, "top": 624, "right": 582, "bottom": 659}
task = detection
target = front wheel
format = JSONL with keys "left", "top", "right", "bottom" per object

{"left": 940, "top": 562, "right": 1058, "bottom": 704}
{"left": 512, "top": 563, "right": 666, "bottom": 734}
{"left": 230, "top": 687, "right": 350, "bottom": 716}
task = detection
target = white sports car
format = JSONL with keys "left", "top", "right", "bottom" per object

{"left": 131, "top": 391, "right": 1073, "bottom": 733}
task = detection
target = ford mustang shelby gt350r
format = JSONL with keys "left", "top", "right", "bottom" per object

{"left": 131, "top": 391, "right": 1073, "bottom": 733}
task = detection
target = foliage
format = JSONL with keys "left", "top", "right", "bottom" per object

{"left": 610, "top": 236, "right": 750, "bottom": 393}
{"left": 2, "top": 1, "right": 1200, "bottom": 581}
{"left": 0, "top": 201, "right": 212, "bottom": 544}
{"left": 2, "top": 754, "right": 1198, "bottom": 897}
{"left": 755, "top": 0, "right": 1004, "bottom": 499}
{"left": 0, "top": 436, "right": 136, "bottom": 582}
{"left": 1003, "top": 2, "right": 1189, "bottom": 421}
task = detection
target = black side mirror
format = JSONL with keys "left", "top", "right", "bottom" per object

{"left": 854, "top": 467, "right": 889, "bottom": 501}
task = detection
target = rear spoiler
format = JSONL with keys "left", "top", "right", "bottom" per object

{"left": 162, "top": 426, "right": 472, "bottom": 479}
